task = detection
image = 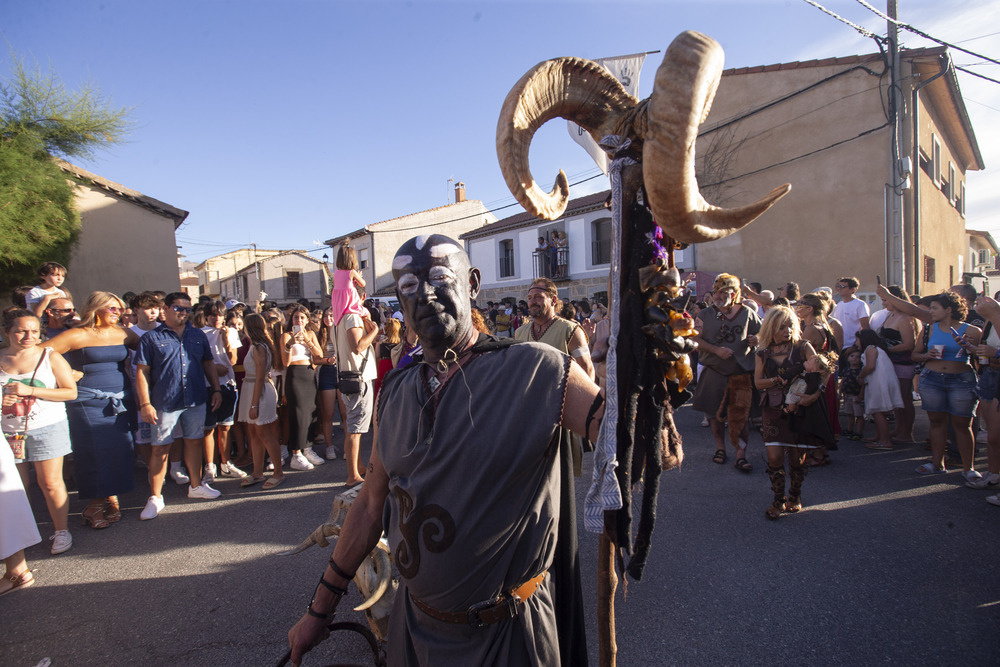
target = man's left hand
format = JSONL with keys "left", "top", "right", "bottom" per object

{"left": 211, "top": 391, "right": 223, "bottom": 411}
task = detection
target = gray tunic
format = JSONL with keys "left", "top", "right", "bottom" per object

{"left": 377, "top": 342, "right": 571, "bottom": 666}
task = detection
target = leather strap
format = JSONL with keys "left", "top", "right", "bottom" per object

{"left": 410, "top": 571, "right": 546, "bottom": 628}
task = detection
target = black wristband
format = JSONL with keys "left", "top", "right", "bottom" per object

{"left": 306, "top": 605, "right": 335, "bottom": 621}
{"left": 318, "top": 577, "right": 348, "bottom": 597}
{"left": 328, "top": 558, "right": 354, "bottom": 582}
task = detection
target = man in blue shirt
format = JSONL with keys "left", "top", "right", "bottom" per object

{"left": 134, "top": 293, "right": 224, "bottom": 520}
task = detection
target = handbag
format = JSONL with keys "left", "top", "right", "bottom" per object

{"left": 4, "top": 348, "right": 48, "bottom": 460}
{"left": 335, "top": 328, "right": 370, "bottom": 396}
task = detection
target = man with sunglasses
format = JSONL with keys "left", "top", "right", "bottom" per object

{"left": 134, "top": 293, "right": 224, "bottom": 520}
{"left": 44, "top": 297, "right": 79, "bottom": 340}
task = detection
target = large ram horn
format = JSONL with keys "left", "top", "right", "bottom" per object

{"left": 497, "top": 58, "right": 638, "bottom": 221}
{"left": 644, "top": 31, "right": 790, "bottom": 243}
{"left": 274, "top": 523, "right": 341, "bottom": 557}
{"left": 354, "top": 543, "right": 392, "bottom": 612}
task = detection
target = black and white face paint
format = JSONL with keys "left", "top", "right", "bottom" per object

{"left": 392, "top": 235, "right": 480, "bottom": 357}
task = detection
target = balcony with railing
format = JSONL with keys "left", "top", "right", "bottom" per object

{"left": 533, "top": 247, "right": 570, "bottom": 281}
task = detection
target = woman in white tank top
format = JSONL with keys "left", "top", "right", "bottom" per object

{"left": 1, "top": 310, "right": 78, "bottom": 555}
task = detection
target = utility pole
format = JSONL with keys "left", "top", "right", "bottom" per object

{"left": 887, "top": 0, "right": 907, "bottom": 289}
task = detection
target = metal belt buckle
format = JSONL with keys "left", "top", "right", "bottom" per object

{"left": 466, "top": 594, "right": 516, "bottom": 628}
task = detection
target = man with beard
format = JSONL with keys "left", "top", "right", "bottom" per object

{"left": 692, "top": 273, "right": 761, "bottom": 473}
{"left": 515, "top": 277, "right": 593, "bottom": 379}
{"left": 288, "top": 234, "right": 602, "bottom": 666}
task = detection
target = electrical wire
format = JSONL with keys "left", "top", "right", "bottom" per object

{"left": 802, "top": 0, "right": 885, "bottom": 42}
{"left": 956, "top": 66, "right": 1000, "bottom": 85}
{"left": 853, "top": 0, "right": 1000, "bottom": 66}
{"left": 702, "top": 121, "right": 892, "bottom": 188}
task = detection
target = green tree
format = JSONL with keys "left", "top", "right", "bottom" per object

{"left": 1, "top": 54, "right": 131, "bottom": 296}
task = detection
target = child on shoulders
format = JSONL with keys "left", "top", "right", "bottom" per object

{"left": 26, "top": 262, "right": 70, "bottom": 318}
{"left": 330, "top": 244, "right": 369, "bottom": 325}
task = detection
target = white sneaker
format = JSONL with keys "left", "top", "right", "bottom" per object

{"left": 302, "top": 447, "right": 325, "bottom": 466}
{"left": 170, "top": 466, "right": 190, "bottom": 485}
{"left": 325, "top": 447, "right": 339, "bottom": 461}
{"left": 220, "top": 461, "right": 248, "bottom": 478}
{"left": 50, "top": 530, "right": 72, "bottom": 554}
{"left": 188, "top": 483, "right": 221, "bottom": 499}
{"left": 266, "top": 461, "right": 275, "bottom": 471}
{"left": 140, "top": 495, "right": 165, "bottom": 520}
{"left": 203, "top": 463, "right": 217, "bottom": 484}
{"left": 966, "top": 471, "right": 1000, "bottom": 489}
{"left": 290, "top": 451, "right": 314, "bottom": 471}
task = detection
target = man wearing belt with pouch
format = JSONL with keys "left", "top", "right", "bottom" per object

{"left": 288, "top": 234, "right": 604, "bottom": 666}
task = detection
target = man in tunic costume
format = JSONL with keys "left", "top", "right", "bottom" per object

{"left": 288, "top": 234, "right": 603, "bottom": 666}
{"left": 692, "top": 273, "right": 761, "bottom": 472}
{"left": 515, "top": 277, "right": 595, "bottom": 477}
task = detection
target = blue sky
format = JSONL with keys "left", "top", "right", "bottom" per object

{"left": 5, "top": 0, "right": 999, "bottom": 262}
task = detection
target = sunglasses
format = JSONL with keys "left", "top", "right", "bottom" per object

{"left": 836, "top": 284, "right": 848, "bottom": 289}
{"left": 103, "top": 306, "right": 123, "bottom": 314}
{"left": 171, "top": 305, "right": 193, "bottom": 314}
{"left": 50, "top": 308, "right": 75, "bottom": 314}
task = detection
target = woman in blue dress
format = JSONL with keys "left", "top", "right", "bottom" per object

{"left": 45, "top": 292, "right": 139, "bottom": 529}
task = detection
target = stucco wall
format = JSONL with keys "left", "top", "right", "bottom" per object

{"left": 915, "top": 93, "right": 968, "bottom": 294}
{"left": 693, "top": 64, "right": 890, "bottom": 294}
{"left": 66, "top": 185, "right": 180, "bottom": 299}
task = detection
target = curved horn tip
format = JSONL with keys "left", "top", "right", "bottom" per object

{"left": 664, "top": 182, "right": 793, "bottom": 244}
{"left": 353, "top": 548, "right": 393, "bottom": 611}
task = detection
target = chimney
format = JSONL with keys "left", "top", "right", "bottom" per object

{"left": 454, "top": 181, "right": 466, "bottom": 203}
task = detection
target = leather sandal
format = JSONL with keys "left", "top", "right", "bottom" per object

{"left": 0, "top": 570, "right": 35, "bottom": 597}
{"left": 712, "top": 449, "right": 727, "bottom": 464}
{"left": 104, "top": 496, "right": 122, "bottom": 522}
{"left": 734, "top": 457, "right": 753, "bottom": 473}
{"left": 81, "top": 504, "right": 110, "bottom": 529}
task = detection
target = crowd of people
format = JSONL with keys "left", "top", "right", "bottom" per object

{"left": 694, "top": 273, "right": 1000, "bottom": 520}
{"left": 3, "top": 252, "right": 997, "bottom": 602}
{"left": 0, "top": 251, "right": 408, "bottom": 594}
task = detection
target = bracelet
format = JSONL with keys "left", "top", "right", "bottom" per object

{"left": 328, "top": 557, "right": 355, "bottom": 582}
{"left": 306, "top": 575, "right": 346, "bottom": 621}
{"left": 251, "top": 405, "right": 259, "bottom": 409}
{"left": 317, "top": 577, "right": 348, "bottom": 597}
{"left": 140, "top": 402, "right": 152, "bottom": 408}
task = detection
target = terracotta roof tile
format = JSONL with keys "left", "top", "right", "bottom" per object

{"left": 57, "top": 160, "right": 189, "bottom": 227}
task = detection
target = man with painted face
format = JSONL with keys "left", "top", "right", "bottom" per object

{"left": 692, "top": 273, "right": 761, "bottom": 473}
{"left": 289, "top": 234, "right": 602, "bottom": 666}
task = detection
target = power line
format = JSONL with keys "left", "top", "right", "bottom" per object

{"left": 853, "top": 0, "right": 1000, "bottom": 66}
{"left": 802, "top": 0, "right": 885, "bottom": 41}
{"left": 703, "top": 122, "right": 892, "bottom": 188}
{"left": 956, "top": 66, "right": 1000, "bottom": 85}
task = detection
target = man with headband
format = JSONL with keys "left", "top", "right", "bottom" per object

{"left": 692, "top": 273, "right": 761, "bottom": 473}
{"left": 515, "top": 277, "right": 594, "bottom": 476}
{"left": 288, "top": 234, "right": 602, "bottom": 666}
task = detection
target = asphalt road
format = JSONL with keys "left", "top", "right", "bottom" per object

{"left": 2, "top": 403, "right": 998, "bottom": 666}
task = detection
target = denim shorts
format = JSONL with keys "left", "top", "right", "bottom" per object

{"left": 918, "top": 368, "right": 979, "bottom": 418}
{"left": 317, "top": 364, "right": 339, "bottom": 391}
{"left": 153, "top": 403, "right": 207, "bottom": 445}
{"left": 204, "top": 384, "right": 238, "bottom": 429}
{"left": 12, "top": 420, "right": 73, "bottom": 462}
{"left": 977, "top": 366, "right": 1000, "bottom": 402}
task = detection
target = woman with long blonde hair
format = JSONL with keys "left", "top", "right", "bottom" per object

{"left": 45, "top": 292, "right": 139, "bottom": 527}
{"left": 754, "top": 306, "right": 825, "bottom": 519}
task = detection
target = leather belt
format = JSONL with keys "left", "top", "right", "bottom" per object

{"left": 409, "top": 571, "right": 546, "bottom": 628}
